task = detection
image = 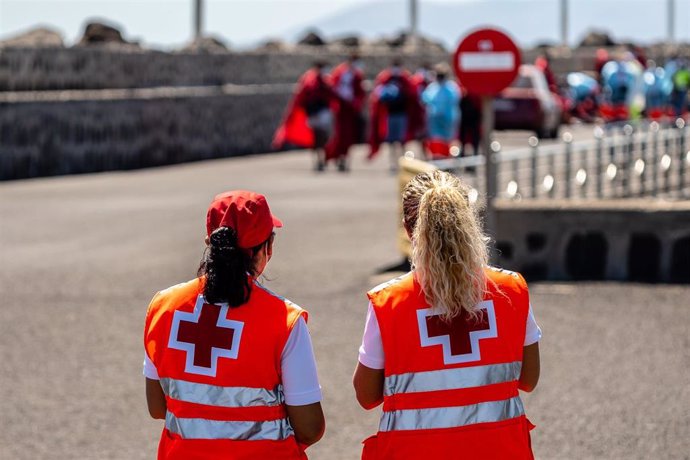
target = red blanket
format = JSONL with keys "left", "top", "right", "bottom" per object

{"left": 273, "top": 69, "right": 335, "bottom": 150}
{"left": 325, "top": 62, "right": 365, "bottom": 160}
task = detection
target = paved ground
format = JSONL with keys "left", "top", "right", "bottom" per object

{"left": 1, "top": 140, "right": 688, "bottom": 459}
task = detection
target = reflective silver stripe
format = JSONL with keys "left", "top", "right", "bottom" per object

{"left": 379, "top": 396, "right": 524, "bottom": 432}
{"left": 166, "top": 412, "right": 294, "bottom": 441}
{"left": 384, "top": 361, "right": 522, "bottom": 397}
{"left": 160, "top": 378, "right": 283, "bottom": 407}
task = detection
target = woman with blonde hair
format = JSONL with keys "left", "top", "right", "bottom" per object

{"left": 353, "top": 170, "right": 541, "bottom": 459}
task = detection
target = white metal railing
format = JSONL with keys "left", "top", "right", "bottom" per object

{"left": 426, "top": 118, "right": 690, "bottom": 201}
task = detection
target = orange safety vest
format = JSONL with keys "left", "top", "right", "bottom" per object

{"left": 362, "top": 268, "right": 534, "bottom": 460}
{"left": 144, "top": 277, "right": 308, "bottom": 460}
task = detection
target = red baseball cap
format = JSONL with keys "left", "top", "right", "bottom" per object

{"left": 206, "top": 190, "right": 283, "bottom": 249}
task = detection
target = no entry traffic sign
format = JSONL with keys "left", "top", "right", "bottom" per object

{"left": 453, "top": 28, "right": 521, "bottom": 96}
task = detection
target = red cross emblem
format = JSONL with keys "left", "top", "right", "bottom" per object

{"left": 417, "top": 300, "right": 497, "bottom": 364}
{"left": 168, "top": 296, "right": 244, "bottom": 376}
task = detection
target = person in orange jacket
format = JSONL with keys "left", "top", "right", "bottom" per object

{"left": 144, "top": 190, "right": 325, "bottom": 459}
{"left": 353, "top": 170, "right": 541, "bottom": 460}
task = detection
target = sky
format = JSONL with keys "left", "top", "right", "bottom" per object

{"left": 0, "top": 0, "right": 688, "bottom": 49}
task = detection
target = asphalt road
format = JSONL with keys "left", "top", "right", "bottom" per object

{"left": 1, "top": 138, "right": 688, "bottom": 459}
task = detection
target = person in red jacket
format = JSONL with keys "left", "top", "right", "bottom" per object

{"left": 368, "top": 60, "right": 424, "bottom": 171}
{"left": 534, "top": 52, "right": 558, "bottom": 94}
{"left": 459, "top": 87, "right": 482, "bottom": 157}
{"left": 327, "top": 54, "right": 366, "bottom": 172}
{"left": 144, "top": 190, "right": 325, "bottom": 459}
{"left": 274, "top": 62, "right": 338, "bottom": 171}
{"left": 354, "top": 170, "right": 541, "bottom": 460}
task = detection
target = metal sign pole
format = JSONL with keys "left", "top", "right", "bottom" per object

{"left": 453, "top": 27, "right": 519, "bottom": 261}
{"left": 410, "top": 0, "right": 418, "bottom": 50}
{"left": 668, "top": 0, "right": 675, "bottom": 45}
{"left": 560, "top": 0, "right": 569, "bottom": 47}
{"left": 482, "top": 95, "right": 497, "bottom": 255}
{"left": 194, "top": 0, "right": 203, "bottom": 39}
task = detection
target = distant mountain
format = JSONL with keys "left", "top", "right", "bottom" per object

{"left": 281, "top": 0, "right": 688, "bottom": 49}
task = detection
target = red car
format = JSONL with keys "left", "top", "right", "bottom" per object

{"left": 493, "top": 65, "right": 562, "bottom": 139}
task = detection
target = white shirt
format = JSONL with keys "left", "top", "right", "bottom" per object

{"left": 144, "top": 316, "right": 322, "bottom": 406}
{"left": 358, "top": 302, "right": 542, "bottom": 370}
{"left": 336, "top": 69, "right": 355, "bottom": 101}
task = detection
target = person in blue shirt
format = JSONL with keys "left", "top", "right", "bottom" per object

{"left": 421, "top": 64, "right": 460, "bottom": 158}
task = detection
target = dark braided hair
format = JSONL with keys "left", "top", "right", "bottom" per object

{"left": 197, "top": 227, "right": 265, "bottom": 307}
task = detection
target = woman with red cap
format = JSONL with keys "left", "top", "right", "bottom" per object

{"left": 354, "top": 171, "right": 540, "bottom": 459}
{"left": 144, "top": 190, "right": 324, "bottom": 459}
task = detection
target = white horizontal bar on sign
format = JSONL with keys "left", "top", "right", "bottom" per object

{"left": 459, "top": 52, "right": 515, "bottom": 72}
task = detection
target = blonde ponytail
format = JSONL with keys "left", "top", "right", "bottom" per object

{"left": 403, "top": 170, "right": 488, "bottom": 321}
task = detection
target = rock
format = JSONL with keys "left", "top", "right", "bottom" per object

{"left": 181, "top": 35, "right": 229, "bottom": 53}
{"left": 0, "top": 27, "right": 64, "bottom": 48}
{"left": 297, "top": 31, "right": 326, "bottom": 46}
{"left": 534, "top": 41, "right": 558, "bottom": 50}
{"left": 578, "top": 30, "right": 616, "bottom": 48}
{"left": 332, "top": 35, "right": 360, "bottom": 48}
{"left": 79, "top": 21, "right": 128, "bottom": 45}
{"left": 367, "top": 37, "right": 391, "bottom": 48}
{"left": 373, "top": 31, "right": 446, "bottom": 52}
{"left": 387, "top": 32, "right": 408, "bottom": 48}
{"left": 256, "top": 39, "right": 289, "bottom": 52}
{"left": 416, "top": 35, "right": 446, "bottom": 53}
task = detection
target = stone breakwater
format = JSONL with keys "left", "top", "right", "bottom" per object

{"left": 2, "top": 44, "right": 687, "bottom": 92}
{"left": 0, "top": 47, "right": 448, "bottom": 180}
{"left": 0, "top": 48, "right": 447, "bottom": 92}
{"left": 1, "top": 45, "right": 682, "bottom": 180}
{"left": 0, "top": 85, "right": 293, "bottom": 180}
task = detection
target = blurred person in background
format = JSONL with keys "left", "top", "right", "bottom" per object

{"left": 411, "top": 62, "right": 433, "bottom": 96}
{"left": 327, "top": 54, "right": 366, "bottom": 172}
{"left": 595, "top": 48, "right": 610, "bottom": 81}
{"left": 534, "top": 52, "right": 558, "bottom": 94}
{"left": 566, "top": 72, "right": 600, "bottom": 123}
{"left": 534, "top": 52, "right": 566, "bottom": 124}
{"left": 620, "top": 52, "right": 647, "bottom": 119}
{"left": 368, "top": 59, "right": 424, "bottom": 171}
{"left": 353, "top": 170, "right": 541, "bottom": 460}
{"left": 629, "top": 45, "right": 648, "bottom": 70}
{"left": 670, "top": 60, "right": 690, "bottom": 117}
{"left": 411, "top": 62, "right": 433, "bottom": 141}
{"left": 642, "top": 61, "right": 673, "bottom": 120}
{"left": 459, "top": 88, "right": 482, "bottom": 157}
{"left": 274, "top": 62, "right": 338, "bottom": 171}
{"left": 421, "top": 63, "right": 460, "bottom": 158}
{"left": 600, "top": 57, "right": 640, "bottom": 121}
{"left": 144, "top": 190, "right": 325, "bottom": 459}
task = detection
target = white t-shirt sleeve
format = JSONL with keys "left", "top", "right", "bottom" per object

{"left": 281, "top": 316, "right": 323, "bottom": 406}
{"left": 142, "top": 317, "right": 323, "bottom": 407}
{"left": 143, "top": 353, "right": 160, "bottom": 380}
{"left": 358, "top": 302, "right": 385, "bottom": 370}
{"left": 524, "top": 303, "right": 542, "bottom": 346}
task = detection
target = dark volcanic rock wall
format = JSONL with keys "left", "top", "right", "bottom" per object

{"left": 0, "top": 48, "right": 447, "bottom": 91}
{"left": 0, "top": 89, "right": 292, "bottom": 180}
{"left": 0, "top": 47, "right": 451, "bottom": 180}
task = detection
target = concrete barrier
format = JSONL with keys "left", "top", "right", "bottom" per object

{"left": 397, "top": 157, "right": 690, "bottom": 283}
{"left": 494, "top": 199, "right": 690, "bottom": 283}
